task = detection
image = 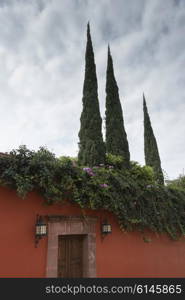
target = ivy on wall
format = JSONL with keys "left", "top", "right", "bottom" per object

{"left": 0, "top": 146, "right": 185, "bottom": 240}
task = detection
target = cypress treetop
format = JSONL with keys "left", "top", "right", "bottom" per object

{"left": 105, "top": 45, "right": 130, "bottom": 167}
{"left": 143, "top": 94, "right": 164, "bottom": 184}
{"left": 78, "top": 23, "right": 105, "bottom": 166}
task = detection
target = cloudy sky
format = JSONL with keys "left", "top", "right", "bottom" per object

{"left": 0, "top": 0, "right": 184, "bottom": 179}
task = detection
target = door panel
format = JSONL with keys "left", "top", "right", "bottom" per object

{"left": 58, "top": 235, "right": 84, "bottom": 278}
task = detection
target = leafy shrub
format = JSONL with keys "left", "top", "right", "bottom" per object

{"left": 0, "top": 146, "right": 185, "bottom": 240}
{"left": 167, "top": 175, "right": 185, "bottom": 190}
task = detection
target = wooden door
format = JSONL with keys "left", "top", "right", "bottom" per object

{"left": 58, "top": 235, "right": 84, "bottom": 278}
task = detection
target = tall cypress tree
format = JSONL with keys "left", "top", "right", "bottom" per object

{"left": 143, "top": 94, "right": 164, "bottom": 184}
{"left": 105, "top": 46, "right": 130, "bottom": 167}
{"left": 78, "top": 23, "right": 105, "bottom": 166}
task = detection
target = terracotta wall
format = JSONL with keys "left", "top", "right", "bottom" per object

{"left": 0, "top": 186, "right": 185, "bottom": 278}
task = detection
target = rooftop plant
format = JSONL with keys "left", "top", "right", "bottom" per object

{"left": 0, "top": 146, "right": 185, "bottom": 240}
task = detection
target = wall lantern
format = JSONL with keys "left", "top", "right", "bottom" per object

{"left": 35, "top": 214, "right": 47, "bottom": 248}
{"left": 101, "top": 219, "right": 112, "bottom": 236}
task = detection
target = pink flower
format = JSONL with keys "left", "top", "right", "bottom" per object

{"left": 100, "top": 183, "right": 108, "bottom": 188}
{"left": 83, "top": 167, "right": 95, "bottom": 176}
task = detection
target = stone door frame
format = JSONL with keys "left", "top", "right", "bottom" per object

{"left": 46, "top": 215, "right": 97, "bottom": 277}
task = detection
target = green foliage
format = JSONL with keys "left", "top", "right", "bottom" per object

{"left": 78, "top": 23, "right": 105, "bottom": 166}
{"left": 143, "top": 94, "right": 164, "bottom": 185}
{"left": 105, "top": 46, "right": 130, "bottom": 168}
{"left": 167, "top": 175, "right": 185, "bottom": 190}
{"left": 59, "top": 156, "right": 76, "bottom": 168}
{"left": 106, "top": 153, "right": 125, "bottom": 169}
{"left": 129, "top": 161, "right": 155, "bottom": 183}
{"left": 0, "top": 146, "right": 185, "bottom": 240}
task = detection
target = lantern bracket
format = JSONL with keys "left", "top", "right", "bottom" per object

{"left": 101, "top": 218, "right": 112, "bottom": 240}
{"left": 35, "top": 214, "right": 47, "bottom": 248}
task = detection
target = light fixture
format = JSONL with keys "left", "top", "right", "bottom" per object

{"left": 35, "top": 214, "right": 47, "bottom": 248}
{"left": 101, "top": 219, "right": 112, "bottom": 236}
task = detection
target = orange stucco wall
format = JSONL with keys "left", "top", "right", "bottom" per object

{"left": 0, "top": 186, "right": 185, "bottom": 278}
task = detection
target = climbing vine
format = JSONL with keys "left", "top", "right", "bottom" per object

{"left": 0, "top": 145, "right": 185, "bottom": 240}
